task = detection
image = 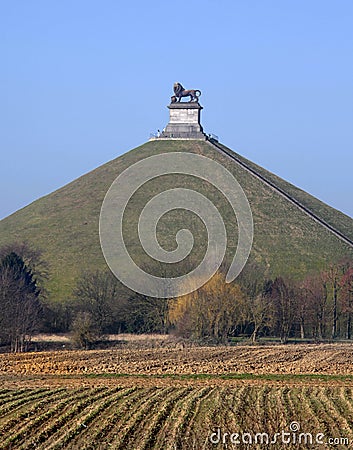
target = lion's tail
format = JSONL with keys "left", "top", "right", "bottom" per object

{"left": 195, "top": 90, "right": 201, "bottom": 97}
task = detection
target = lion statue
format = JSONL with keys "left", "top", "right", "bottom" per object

{"left": 173, "top": 82, "right": 201, "bottom": 102}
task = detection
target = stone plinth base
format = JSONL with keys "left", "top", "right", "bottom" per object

{"left": 160, "top": 102, "right": 206, "bottom": 140}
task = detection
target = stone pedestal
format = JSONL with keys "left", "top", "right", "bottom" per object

{"left": 161, "top": 102, "right": 206, "bottom": 140}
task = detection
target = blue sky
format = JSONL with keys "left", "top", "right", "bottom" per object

{"left": 1, "top": 0, "right": 352, "bottom": 219}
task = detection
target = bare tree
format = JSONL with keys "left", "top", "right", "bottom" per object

{"left": 123, "top": 294, "right": 170, "bottom": 334}
{"left": 169, "top": 272, "right": 243, "bottom": 343}
{"left": 302, "top": 274, "right": 328, "bottom": 340}
{"left": 238, "top": 263, "right": 274, "bottom": 342}
{"left": 73, "top": 270, "right": 121, "bottom": 336}
{"left": 269, "top": 277, "right": 297, "bottom": 344}
{"left": 245, "top": 293, "right": 275, "bottom": 343}
{"left": 322, "top": 265, "right": 342, "bottom": 339}
{"left": 340, "top": 262, "right": 353, "bottom": 339}
{"left": 296, "top": 286, "right": 308, "bottom": 339}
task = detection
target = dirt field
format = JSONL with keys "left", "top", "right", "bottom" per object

{"left": 1, "top": 343, "right": 353, "bottom": 376}
{"left": 1, "top": 344, "right": 353, "bottom": 449}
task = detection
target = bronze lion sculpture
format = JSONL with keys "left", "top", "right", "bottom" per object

{"left": 173, "top": 82, "right": 201, "bottom": 102}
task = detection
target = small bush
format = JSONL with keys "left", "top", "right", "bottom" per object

{"left": 71, "top": 312, "right": 99, "bottom": 349}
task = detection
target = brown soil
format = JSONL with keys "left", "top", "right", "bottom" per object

{"left": 0, "top": 343, "right": 352, "bottom": 377}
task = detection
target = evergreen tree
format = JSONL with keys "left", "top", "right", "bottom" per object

{"left": 0, "top": 252, "right": 42, "bottom": 351}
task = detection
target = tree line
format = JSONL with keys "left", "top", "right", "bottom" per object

{"left": 0, "top": 242, "right": 352, "bottom": 350}
{"left": 169, "top": 259, "right": 353, "bottom": 344}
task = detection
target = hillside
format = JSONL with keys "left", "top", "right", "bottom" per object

{"left": 0, "top": 139, "right": 352, "bottom": 302}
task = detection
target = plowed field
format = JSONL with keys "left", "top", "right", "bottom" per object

{"left": 1, "top": 344, "right": 353, "bottom": 449}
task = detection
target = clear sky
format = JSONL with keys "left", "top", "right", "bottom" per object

{"left": 1, "top": 0, "right": 352, "bottom": 220}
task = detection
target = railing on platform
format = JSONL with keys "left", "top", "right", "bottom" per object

{"left": 208, "top": 133, "right": 219, "bottom": 142}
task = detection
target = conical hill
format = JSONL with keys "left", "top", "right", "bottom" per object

{"left": 0, "top": 139, "right": 352, "bottom": 302}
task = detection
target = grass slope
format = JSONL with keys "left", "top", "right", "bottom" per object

{"left": 217, "top": 142, "right": 353, "bottom": 242}
{"left": 0, "top": 140, "right": 352, "bottom": 302}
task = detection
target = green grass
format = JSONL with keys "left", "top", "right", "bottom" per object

{"left": 83, "top": 372, "right": 353, "bottom": 383}
{"left": 0, "top": 139, "right": 352, "bottom": 302}
{"left": 218, "top": 141, "right": 353, "bottom": 242}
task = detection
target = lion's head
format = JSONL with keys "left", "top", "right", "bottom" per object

{"left": 173, "top": 82, "right": 183, "bottom": 95}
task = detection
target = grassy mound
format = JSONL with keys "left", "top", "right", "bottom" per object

{"left": 0, "top": 140, "right": 352, "bottom": 301}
